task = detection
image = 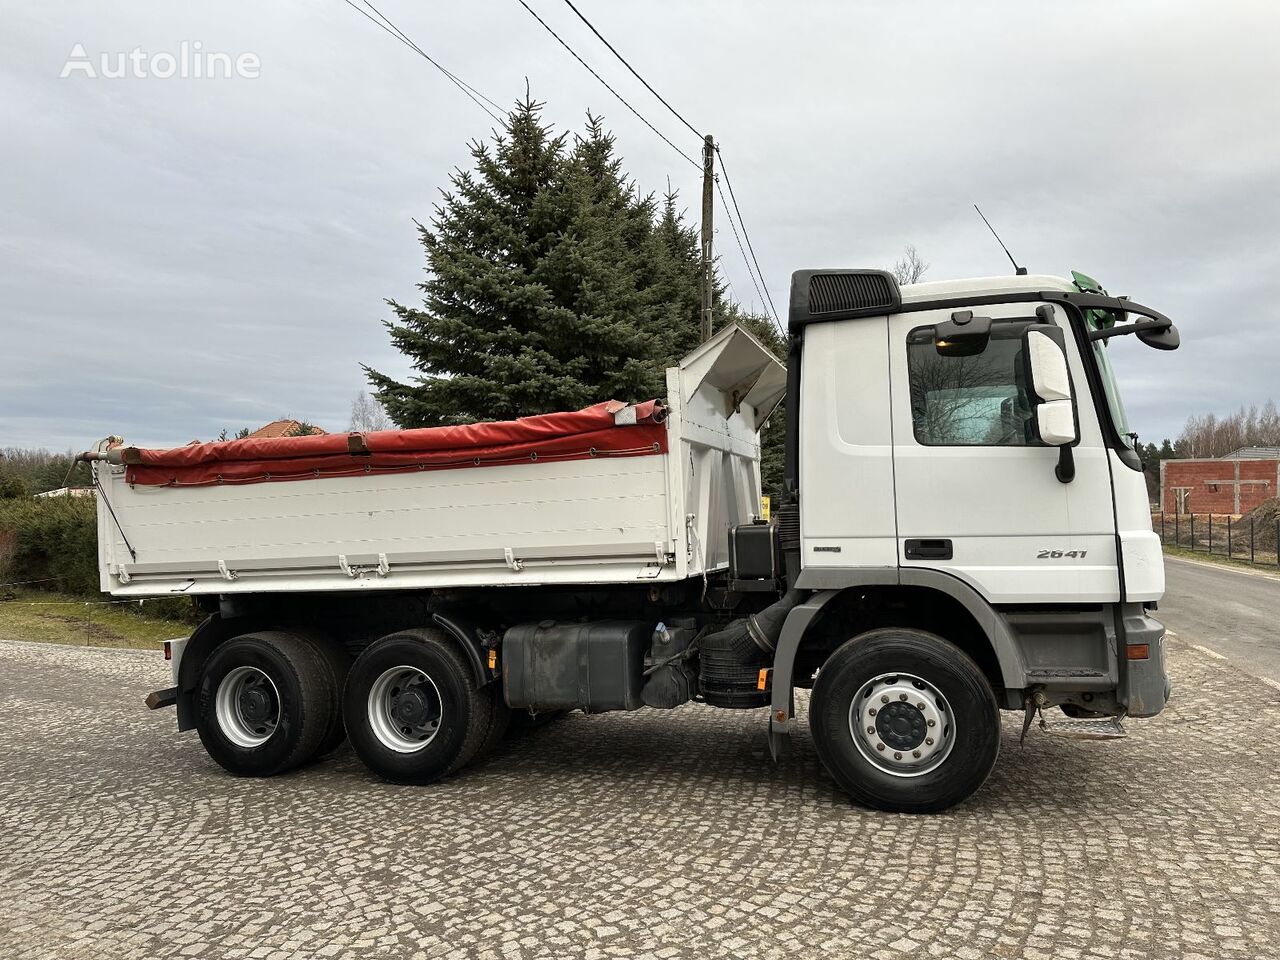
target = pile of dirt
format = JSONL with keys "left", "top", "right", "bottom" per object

{"left": 1238, "top": 497, "right": 1280, "bottom": 552}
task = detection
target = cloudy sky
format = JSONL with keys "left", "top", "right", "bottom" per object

{"left": 2, "top": 0, "right": 1277, "bottom": 450}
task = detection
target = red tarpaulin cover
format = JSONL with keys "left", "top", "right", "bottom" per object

{"left": 123, "top": 400, "right": 667, "bottom": 487}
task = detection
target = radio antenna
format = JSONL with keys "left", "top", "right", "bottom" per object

{"left": 973, "top": 204, "right": 1027, "bottom": 276}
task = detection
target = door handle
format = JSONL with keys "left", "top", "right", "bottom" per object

{"left": 904, "top": 538, "right": 953, "bottom": 560}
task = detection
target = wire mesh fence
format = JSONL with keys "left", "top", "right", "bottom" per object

{"left": 1154, "top": 513, "right": 1280, "bottom": 567}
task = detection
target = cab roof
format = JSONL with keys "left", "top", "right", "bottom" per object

{"left": 897, "top": 274, "right": 1077, "bottom": 305}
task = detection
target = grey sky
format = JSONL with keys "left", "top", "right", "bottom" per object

{"left": 2, "top": 0, "right": 1277, "bottom": 450}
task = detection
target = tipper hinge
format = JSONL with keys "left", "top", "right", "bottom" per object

{"left": 504, "top": 547, "right": 524, "bottom": 573}
{"left": 338, "top": 554, "right": 392, "bottom": 578}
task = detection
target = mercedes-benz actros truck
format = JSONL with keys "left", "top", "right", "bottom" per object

{"left": 82, "top": 268, "right": 1179, "bottom": 812}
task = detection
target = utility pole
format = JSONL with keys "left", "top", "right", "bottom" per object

{"left": 700, "top": 133, "right": 714, "bottom": 342}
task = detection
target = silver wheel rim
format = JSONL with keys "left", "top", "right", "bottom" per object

{"left": 849, "top": 672, "right": 956, "bottom": 778}
{"left": 367, "top": 666, "right": 443, "bottom": 753}
{"left": 215, "top": 666, "right": 280, "bottom": 749}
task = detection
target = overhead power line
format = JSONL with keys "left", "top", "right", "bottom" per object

{"left": 339, "top": 0, "right": 505, "bottom": 123}
{"left": 539, "top": 3, "right": 777, "bottom": 335}
{"left": 715, "top": 147, "right": 781, "bottom": 330}
{"left": 358, "top": 0, "right": 505, "bottom": 113}
{"left": 514, "top": 0, "right": 700, "bottom": 170}
{"left": 714, "top": 177, "right": 780, "bottom": 336}
{"left": 557, "top": 0, "right": 702, "bottom": 139}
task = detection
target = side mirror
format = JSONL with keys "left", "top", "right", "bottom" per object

{"left": 1137, "top": 322, "right": 1180, "bottom": 351}
{"left": 934, "top": 311, "right": 992, "bottom": 356}
{"left": 1022, "top": 324, "right": 1078, "bottom": 482}
{"left": 1023, "top": 325, "right": 1077, "bottom": 445}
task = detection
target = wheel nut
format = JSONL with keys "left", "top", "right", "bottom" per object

{"left": 925, "top": 737, "right": 934, "bottom": 745}
{"left": 927, "top": 720, "right": 936, "bottom": 727}
{"left": 867, "top": 726, "right": 875, "bottom": 734}
{"left": 913, "top": 750, "right": 921, "bottom": 758}
{"left": 869, "top": 707, "right": 877, "bottom": 716}
{"left": 899, "top": 693, "right": 908, "bottom": 701}
{"left": 876, "top": 742, "right": 885, "bottom": 751}
{"left": 917, "top": 702, "right": 926, "bottom": 710}
{"left": 893, "top": 752, "right": 902, "bottom": 760}
{"left": 881, "top": 695, "right": 889, "bottom": 704}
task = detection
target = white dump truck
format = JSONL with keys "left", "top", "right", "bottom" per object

{"left": 83, "top": 269, "right": 1179, "bottom": 812}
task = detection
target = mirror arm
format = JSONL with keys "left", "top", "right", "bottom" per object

{"left": 1086, "top": 318, "right": 1171, "bottom": 342}
{"left": 1055, "top": 446, "right": 1076, "bottom": 484}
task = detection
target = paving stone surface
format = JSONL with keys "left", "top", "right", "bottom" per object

{"left": 1, "top": 637, "right": 1278, "bottom": 960}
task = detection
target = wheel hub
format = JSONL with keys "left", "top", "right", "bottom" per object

{"left": 848, "top": 672, "right": 956, "bottom": 778}
{"left": 238, "top": 687, "right": 272, "bottom": 723}
{"left": 393, "top": 687, "right": 431, "bottom": 725}
{"left": 215, "top": 666, "right": 281, "bottom": 749}
{"left": 368, "top": 666, "right": 443, "bottom": 754}
{"left": 875, "top": 700, "right": 927, "bottom": 750}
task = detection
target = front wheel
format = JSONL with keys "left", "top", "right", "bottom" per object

{"left": 809, "top": 628, "right": 1000, "bottom": 813}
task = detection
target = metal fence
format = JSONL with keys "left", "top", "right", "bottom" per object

{"left": 1154, "top": 513, "right": 1280, "bottom": 567}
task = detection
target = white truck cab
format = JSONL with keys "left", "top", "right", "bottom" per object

{"left": 769, "top": 269, "right": 1178, "bottom": 800}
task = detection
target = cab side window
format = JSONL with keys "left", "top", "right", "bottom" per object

{"left": 906, "top": 323, "right": 1037, "bottom": 446}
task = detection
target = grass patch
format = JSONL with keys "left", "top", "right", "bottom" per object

{"left": 0, "top": 588, "right": 194, "bottom": 649}
{"left": 1161, "top": 543, "right": 1280, "bottom": 576}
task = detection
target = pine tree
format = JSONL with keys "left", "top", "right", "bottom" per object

{"left": 365, "top": 98, "right": 709, "bottom": 426}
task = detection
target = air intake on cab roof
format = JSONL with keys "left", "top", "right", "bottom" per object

{"left": 809, "top": 271, "right": 898, "bottom": 315}
{"left": 788, "top": 269, "right": 902, "bottom": 332}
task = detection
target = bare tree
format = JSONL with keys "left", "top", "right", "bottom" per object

{"left": 349, "top": 392, "right": 390, "bottom": 432}
{"left": 890, "top": 245, "right": 929, "bottom": 286}
{"left": 1177, "top": 401, "right": 1280, "bottom": 458}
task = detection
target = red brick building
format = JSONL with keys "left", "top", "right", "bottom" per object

{"left": 1160, "top": 448, "right": 1280, "bottom": 514}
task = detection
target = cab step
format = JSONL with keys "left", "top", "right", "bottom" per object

{"left": 1041, "top": 715, "right": 1126, "bottom": 740}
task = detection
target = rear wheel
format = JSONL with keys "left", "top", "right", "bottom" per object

{"left": 195, "top": 632, "right": 334, "bottom": 777}
{"left": 344, "top": 630, "right": 493, "bottom": 784}
{"left": 809, "top": 628, "right": 1000, "bottom": 813}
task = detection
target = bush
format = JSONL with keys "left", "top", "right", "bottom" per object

{"left": 0, "top": 496, "right": 202, "bottom": 625}
{"left": 0, "top": 496, "right": 100, "bottom": 593}
{"left": 0, "top": 474, "right": 29, "bottom": 499}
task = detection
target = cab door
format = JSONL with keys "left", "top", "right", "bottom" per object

{"left": 888, "top": 302, "right": 1119, "bottom": 604}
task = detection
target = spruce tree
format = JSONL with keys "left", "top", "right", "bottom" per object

{"left": 365, "top": 98, "right": 708, "bottom": 426}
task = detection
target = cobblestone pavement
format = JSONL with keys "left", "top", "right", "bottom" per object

{"left": 1, "top": 636, "right": 1278, "bottom": 960}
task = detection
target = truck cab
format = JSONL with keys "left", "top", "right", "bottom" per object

{"left": 764, "top": 269, "right": 1178, "bottom": 809}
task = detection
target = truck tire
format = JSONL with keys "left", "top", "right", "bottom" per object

{"left": 474, "top": 692, "right": 511, "bottom": 760}
{"left": 311, "top": 635, "right": 352, "bottom": 758}
{"left": 195, "top": 632, "right": 334, "bottom": 777}
{"left": 808, "top": 628, "right": 1000, "bottom": 814}
{"left": 343, "top": 630, "right": 492, "bottom": 784}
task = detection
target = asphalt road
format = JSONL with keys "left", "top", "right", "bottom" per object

{"left": 1160, "top": 556, "right": 1280, "bottom": 685}
{"left": 2, "top": 629, "right": 1279, "bottom": 960}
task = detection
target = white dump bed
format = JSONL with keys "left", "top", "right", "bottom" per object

{"left": 94, "top": 325, "right": 785, "bottom": 597}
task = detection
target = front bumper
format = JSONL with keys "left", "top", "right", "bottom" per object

{"left": 1120, "top": 608, "right": 1170, "bottom": 717}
